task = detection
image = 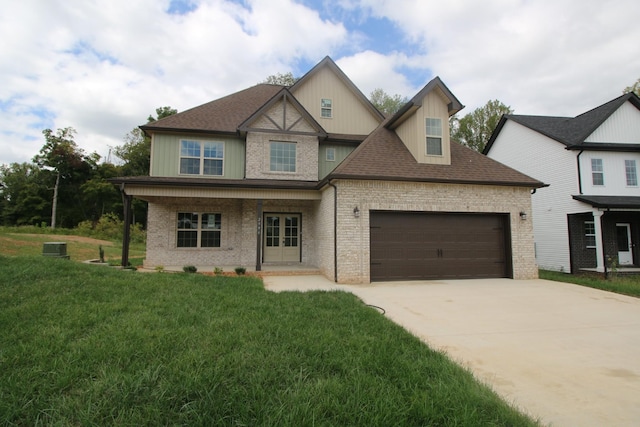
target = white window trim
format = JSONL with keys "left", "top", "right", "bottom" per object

{"left": 268, "top": 141, "right": 297, "bottom": 173}
{"left": 321, "top": 98, "right": 332, "bottom": 119}
{"left": 585, "top": 220, "right": 596, "bottom": 249}
{"left": 425, "top": 117, "right": 443, "bottom": 157}
{"left": 176, "top": 212, "right": 222, "bottom": 248}
{"left": 625, "top": 159, "right": 638, "bottom": 187}
{"left": 179, "top": 140, "right": 225, "bottom": 176}
{"left": 591, "top": 158, "right": 604, "bottom": 186}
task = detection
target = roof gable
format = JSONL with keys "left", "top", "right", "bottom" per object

{"left": 141, "top": 84, "right": 283, "bottom": 135}
{"left": 238, "top": 89, "right": 326, "bottom": 137}
{"left": 485, "top": 92, "right": 640, "bottom": 153}
{"left": 329, "top": 123, "right": 544, "bottom": 188}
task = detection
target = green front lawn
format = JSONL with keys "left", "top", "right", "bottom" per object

{"left": 540, "top": 269, "right": 640, "bottom": 298}
{"left": 0, "top": 256, "right": 539, "bottom": 426}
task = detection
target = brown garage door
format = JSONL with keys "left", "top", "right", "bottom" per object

{"left": 370, "top": 211, "right": 512, "bottom": 281}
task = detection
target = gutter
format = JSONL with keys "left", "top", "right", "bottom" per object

{"left": 576, "top": 150, "right": 584, "bottom": 194}
{"left": 327, "top": 179, "right": 338, "bottom": 283}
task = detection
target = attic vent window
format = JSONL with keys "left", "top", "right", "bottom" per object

{"left": 321, "top": 98, "right": 332, "bottom": 118}
{"left": 426, "top": 118, "right": 443, "bottom": 156}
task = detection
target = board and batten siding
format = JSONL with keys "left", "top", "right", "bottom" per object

{"left": 318, "top": 144, "right": 356, "bottom": 179}
{"left": 395, "top": 89, "right": 451, "bottom": 165}
{"left": 150, "top": 134, "right": 245, "bottom": 178}
{"left": 585, "top": 101, "right": 640, "bottom": 143}
{"left": 292, "top": 66, "right": 381, "bottom": 135}
{"left": 487, "top": 120, "right": 588, "bottom": 273}
{"left": 579, "top": 151, "right": 640, "bottom": 196}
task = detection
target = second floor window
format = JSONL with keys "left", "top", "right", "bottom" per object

{"left": 180, "top": 140, "right": 224, "bottom": 176}
{"left": 591, "top": 158, "right": 604, "bottom": 186}
{"left": 625, "top": 160, "right": 637, "bottom": 186}
{"left": 426, "top": 118, "right": 443, "bottom": 156}
{"left": 270, "top": 141, "right": 296, "bottom": 172}
{"left": 321, "top": 99, "right": 332, "bottom": 118}
{"left": 326, "top": 147, "right": 335, "bottom": 161}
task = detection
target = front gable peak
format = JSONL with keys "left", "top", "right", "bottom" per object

{"left": 238, "top": 89, "right": 327, "bottom": 137}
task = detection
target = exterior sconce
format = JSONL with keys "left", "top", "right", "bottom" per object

{"left": 353, "top": 206, "right": 360, "bottom": 218}
{"left": 519, "top": 211, "right": 527, "bottom": 220}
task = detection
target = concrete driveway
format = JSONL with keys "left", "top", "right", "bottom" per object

{"left": 263, "top": 276, "right": 640, "bottom": 427}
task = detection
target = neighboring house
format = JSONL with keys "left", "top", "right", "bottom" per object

{"left": 112, "top": 56, "right": 544, "bottom": 283}
{"left": 484, "top": 93, "right": 640, "bottom": 274}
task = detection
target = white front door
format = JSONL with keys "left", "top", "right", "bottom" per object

{"left": 616, "top": 223, "right": 633, "bottom": 266}
{"left": 263, "top": 214, "right": 301, "bottom": 263}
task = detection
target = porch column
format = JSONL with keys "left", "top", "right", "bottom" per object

{"left": 593, "top": 210, "right": 605, "bottom": 273}
{"left": 256, "top": 199, "right": 263, "bottom": 272}
{"left": 121, "top": 186, "right": 132, "bottom": 268}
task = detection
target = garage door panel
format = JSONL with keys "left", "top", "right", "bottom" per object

{"left": 370, "top": 212, "right": 511, "bottom": 281}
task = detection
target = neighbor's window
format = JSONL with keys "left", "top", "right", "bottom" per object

{"left": 326, "top": 147, "right": 335, "bottom": 161}
{"left": 426, "top": 118, "right": 443, "bottom": 156}
{"left": 270, "top": 141, "right": 296, "bottom": 172}
{"left": 180, "top": 140, "right": 224, "bottom": 176}
{"left": 625, "top": 159, "right": 637, "bottom": 186}
{"left": 321, "top": 98, "right": 332, "bottom": 118}
{"left": 591, "top": 158, "right": 604, "bottom": 186}
{"left": 177, "top": 212, "right": 221, "bottom": 248}
{"left": 584, "top": 221, "right": 596, "bottom": 248}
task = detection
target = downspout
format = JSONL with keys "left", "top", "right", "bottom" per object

{"left": 327, "top": 180, "right": 338, "bottom": 283}
{"left": 576, "top": 150, "right": 584, "bottom": 194}
{"left": 119, "top": 183, "right": 132, "bottom": 268}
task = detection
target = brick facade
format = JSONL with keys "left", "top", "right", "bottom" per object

{"left": 245, "top": 131, "right": 318, "bottom": 181}
{"left": 328, "top": 180, "right": 538, "bottom": 283}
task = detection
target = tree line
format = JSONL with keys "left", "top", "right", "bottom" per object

{"left": 2, "top": 75, "right": 637, "bottom": 230}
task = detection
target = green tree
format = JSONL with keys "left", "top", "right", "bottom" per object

{"left": 0, "top": 162, "right": 50, "bottom": 226}
{"left": 450, "top": 100, "right": 513, "bottom": 152}
{"left": 262, "top": 72, "right": 298, "bottom": 86}
{"left": 33, "top": 127, "right": 98, "bottom": 228}
{"left": 369, "top": 88, "right": 408, "bottom": 115}
{"left": 623, "top": 78, "right": 640, "bottom": 96}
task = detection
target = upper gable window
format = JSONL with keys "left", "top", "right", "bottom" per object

{"left": 326, "top": 147, "right": 335, "bottom": 161}
{"left": 180, "top": 140, "right": 224, "bottom": 176}
{"left": 270, "top": 141, "right": 296, "bottom": 172}
{"left": 321, "top": 99, "right": 332, "bottom": 118}
{"left": 426, "top": 118, "right": 443, "bottom": 156}
{"left": 625, "top": 160, "right": 637, "bottom": 186}
{"left": 591, "top": 158, "right": 604, "bottom": 186}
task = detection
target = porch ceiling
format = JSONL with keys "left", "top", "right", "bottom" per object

{"left": 573, "top": 195, "right": 640, "bottom": 209}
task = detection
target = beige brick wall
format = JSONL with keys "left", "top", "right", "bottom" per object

{"left": 315, "top": 186, "right": 335, "bottom": 280}
{"left": 145, "top": 198, "right": 317, "bottom": 270}
{"left": 245, "top": 131, "right": 318, "bottom": 181}
{"left": 329, "top": 180, "right": 538, "bottom": 283}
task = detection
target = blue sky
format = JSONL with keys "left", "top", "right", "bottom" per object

{"left": 1, "top": 0, "right": 639, "bottom": 166}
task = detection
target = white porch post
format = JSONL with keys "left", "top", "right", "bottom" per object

{"left": 593, "top": 210, "right": 605, "bottom": 272}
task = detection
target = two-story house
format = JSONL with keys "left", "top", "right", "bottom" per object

{"left": 112, "top": 56, "right": 544, "bottom": 283}
{"left": 484, "top": 93, "right": 640, "bottom": 274}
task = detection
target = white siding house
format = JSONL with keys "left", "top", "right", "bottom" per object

{"left": 484, "top": 93, "right": 640, "bottom": 273}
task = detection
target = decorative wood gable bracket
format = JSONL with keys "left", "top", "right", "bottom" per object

{"left": 238, "top": 89, "right": 327, "bottom": 138}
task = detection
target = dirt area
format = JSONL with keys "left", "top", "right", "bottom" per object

{"left": 13, "top": 234, "right": 114, "bottom": 246}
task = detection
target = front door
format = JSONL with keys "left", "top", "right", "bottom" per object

{"left": 616, "top": 223, "right": 633, "bottom": 265}
{"left": 263, "top": 214, "right": 301, "bottom": 263}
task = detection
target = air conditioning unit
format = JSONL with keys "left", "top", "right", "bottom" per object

{"left": 42, "top": 242, "right": 70, "bottom": 259}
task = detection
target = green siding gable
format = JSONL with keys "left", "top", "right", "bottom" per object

{"left": 151, "top": 134, "right": 245, "bottom": 178}
{"left": 318, "top": 144, "right": 355, "bottom": 179}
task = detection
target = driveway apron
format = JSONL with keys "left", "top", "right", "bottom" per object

{"left": 263, "top": 276, "right": 640, "bottom": 427}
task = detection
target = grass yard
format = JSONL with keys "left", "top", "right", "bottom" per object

{"left": 0, "top": 256, "right": 539, "bottom": 426}
{"left": 540, "top": 269, "right": 640, "bottom": 298}
{"left": 0, "top": 229, "right": 145, "bottom": 266}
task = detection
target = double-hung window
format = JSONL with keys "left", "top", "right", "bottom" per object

{"left": 177, "top": 213, "right": 221, "bottom": 248}
{"left": 270, "top": 141, "right": 296, "bottom": 172}
{"left": 591, "top": 158, "right": 604, "bottom": 186}
{"left": 426, "top": 118, "right": 443, "bottom": 156}
{"left": 625, "top": 160, "right": 637, "bottom": 186}
{"left": 180, "top": 140, "right": 224, "bottom": 176}
{"left": 321, "top": 99, "right": 332, "bottom": 118}
{"left": 326, "top": 147, "right": 335, "bottom": 161}
{"left": 584, "top": 221, "right": 596, "bottom": 248}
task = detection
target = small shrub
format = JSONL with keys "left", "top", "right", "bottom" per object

{"left": 235, "top": 267, "right": 246, "bottom": 275}
{"left": 214, "top": 267, "right": 223, "bottom": 275}
{"left": 183, "top": 265, "right": 197, "bottom": 273}
{"left": 155, "top": 265, "right": 165, "bottom": 272}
